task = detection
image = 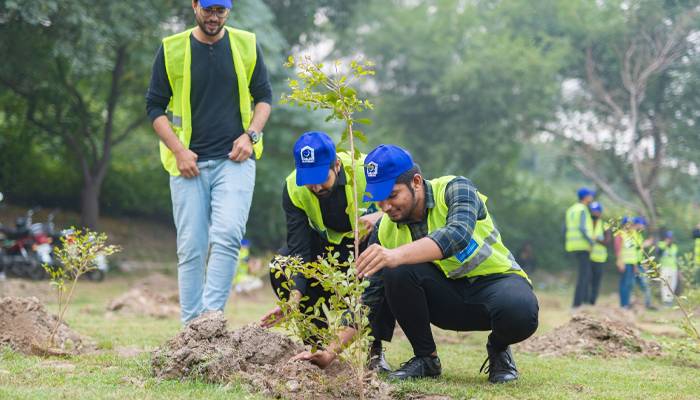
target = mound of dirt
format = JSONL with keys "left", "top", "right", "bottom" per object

{"left": 106, "top": 273, "right": 179, "bottom": 318}
{"left": 151, "top": 312, "right": 392, "bottom": 399}
{"left": 0, "top": 296, "right": 95, "bottom": 356}
{"left": 518, "top": 308, "right": 661, "bottom": 357}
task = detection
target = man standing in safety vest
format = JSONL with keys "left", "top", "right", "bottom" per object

{"left": 259, "top": 132, "right": 393, "bottom": 373}
{"left": 292, "top": 145, "right": 538, "bottom": 383}
{"left": 657, "top": 231, "right": 679, "bottom": 307}
{"left": 565, "top": 187, "right": 595, "bottom": 308}
{"left": 146, "top": 0, "right": 272, "bottom": 323}
{"left": 588, "top": 201, "right": 609, "bottom": 305}
{"left": 615, "top": 216, "right": 654, "bottom": 309}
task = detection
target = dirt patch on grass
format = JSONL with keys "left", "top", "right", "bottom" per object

{"left": 0, "top": 296, "right": 95, "bottom": 356}
{"left": 151, "top": 312, "right": 393, "bottom": 399}
{"left": 0, "top": 279, "right": 55, "bottom": 303}
{"left": 518, "top": 307, "right": 661, "bottom": 357}
{"left": 106, "top": 273, "right": 179, "bottom": 318}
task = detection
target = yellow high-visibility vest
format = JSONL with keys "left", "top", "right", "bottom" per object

{"left": 565, "top": 202, "right": 593, "bottom": 252}
{"left": 378, "top": 176, "right": 529, "bottom": 282}
{"left": 590, "top": 220, "right": 608, "bottom": 263}
{"left": 160, "top": 27, "right": 262, "bottom": 176}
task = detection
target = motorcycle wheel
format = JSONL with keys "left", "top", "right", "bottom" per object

{"left": 27, "top": 260, "right": 47, "bottom": 280}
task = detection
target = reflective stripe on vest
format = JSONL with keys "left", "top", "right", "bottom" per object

{"left": 286, "top": 153, "right": 371, "bottom": 244}
{"left": 377, "top": 176, "right": 529, "bottom": 282}
{"left": 565, "top": 202, "right": 593, "bottom": 252}
{"left": 160, "top": 27, "right": 262, "bottom": 176}
{"left": 657, "top": 242, "right": 678, "bottom": 270}
{"left": 590, "top": 220, "right": 608, "bottom": 263}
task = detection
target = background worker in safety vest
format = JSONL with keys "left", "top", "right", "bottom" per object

{"left": 146, "top": 0, "right": 272, "bottom": 323}
{"left": 588, "top": 201, "right": 610, "bottom": 305}
{"left": 565, "top": 187, "right": 595, "bottom": 308}
{"left": 292, "top": 144, "right": 539, "bottom": 384}
{"left": 259, "top": 131, "right": 393, "bottom": 373}
{"left": 614, "top": 216, "right": 654, "bottom": 309}
{"left": 657, "top": 231, "right": 679, "bottom": 307}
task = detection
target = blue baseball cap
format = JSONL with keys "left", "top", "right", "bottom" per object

{"left": 589, "top": 201, "right": 603, "bottom": 213}
{"left": 293, "top": 131, "right": 336, "bottom": 186}
{"left": 199, "top": 0, "right": 232, "bottom": 8}
{"left": 633, "top": 216, "right": 647, "bottom": 226}
{"left": 577, "top": 187, "right": 596, "bottom": 200}
{"left": 664, "top": 230, "right": 673, "bottom": 239}
{"left": 621, "top": 216, "right": 630, "bottom": 225}
{"left": 363, "top": 145, "right": 414, "bottom": 202}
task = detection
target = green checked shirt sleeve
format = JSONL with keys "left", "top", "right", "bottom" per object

{"left": 426, "top": 177, "right": 485, "bottom": 259}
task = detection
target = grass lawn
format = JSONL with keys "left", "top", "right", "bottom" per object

{"left": 1, "top": 273, "right": 699, "bottom": 399}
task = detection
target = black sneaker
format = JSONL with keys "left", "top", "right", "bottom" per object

{"left": 479, "top": 341, "right": 518, "bottom": 383}
{"left": 368, "top": 346, "right": 392, "bottom": 374}
{"left": 388, "top": 355, "right": 441, "bottom": 381}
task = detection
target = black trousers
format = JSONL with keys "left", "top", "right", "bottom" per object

{"left": 572, "top": 250, "right": 592, "bottom": 307}
{"left": 589, "top": 261, "right": 604, "bottom": 305}
{"left": 382, "top": 262, "right": 539, "bottom": 357}
{"left": 269, "top": 235, "right": 395, "bottom": 344}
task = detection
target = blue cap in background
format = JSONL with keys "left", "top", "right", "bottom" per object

{"left": 577, "top": 187, "right": 596, "bottom": 200}
{"left": 363, "top": 144, "right": 414, "bottom": 201}
{"left": 293, "top": 131, "right": 336, "bottom": 186}
{"left": 633, "top": 216, "right": 647, "bottom": 226}
{"left": 664, "top": 230, "right": 673, "bottom": 239}
{"left": 589, "top": 201, "right": 603, "bottom": 213}
{"left": 200, "top": 0, "right": 232, "bottom": 8}
{"left": 621, "top": 216, "right": 630, "bottom": 225}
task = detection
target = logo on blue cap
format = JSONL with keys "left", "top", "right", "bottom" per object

{"left": 293, "top": 131, "right": 336, "bottom": 186}
{"left": 300, "top": 146, "right": 315, "bottom": 164}
{"left": 363, "top": 144, "right": 414, "bottom": 202}
{"left": 366, "top": 162, "right": 378, "bottom": 178}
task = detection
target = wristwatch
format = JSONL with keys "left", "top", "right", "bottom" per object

{"left": 246, "top": 129, "right": 262, "bottom": 144}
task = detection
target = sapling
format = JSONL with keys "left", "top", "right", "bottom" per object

{"left": 42, "top": 228, "right": 120, "bottom": 352}
{"left": 277, "top": 56, "right": 376, "bottom": 398}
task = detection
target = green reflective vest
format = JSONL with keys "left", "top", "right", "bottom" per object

{"left": 695, "top": 238, "right": 700, "bottom": 268}
{"left": 565, "top": 202, "right": 593, "bottom": 252}
{"left": 617, "top": 229, "right": 641, "bottom": 265}
{"left": 160, "top": 27, "right": 263, "bottom": 176}
{"left": 377, "top": 176, "right": 529, "bottom": 282}
{"left": 285, "top": 152, "right": 371, "bottom": 245}
{"left": 657, "top": 241, "right": 678, "bottom": 271}
{"left": 590, "top": 220, "right": 608, "bottom": 263}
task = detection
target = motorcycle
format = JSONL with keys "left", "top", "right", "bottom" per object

{"left": 1, "top": 208, "right": 47, "bottom": 280}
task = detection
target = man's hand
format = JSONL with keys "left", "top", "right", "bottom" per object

{"left": 356, "top": 244, "right": 400, "bottom": 278}
{"left": 260, "top": 290, "right": 302, "bottom": 328}
{"left": 616, "top": 260, "right": 625, "bottom": 273}
{"left": 175, "top": 149, "right": 199, "bottom": 178}
{"left": 291, "top": 349, "right": 336, "bottom": 369}
{"left": 229, "top": 133, "right": 253, "bottom": 162}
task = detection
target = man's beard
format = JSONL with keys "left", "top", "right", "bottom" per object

{"left": 389, "top": 189, "right": 418, "bottom": 224}
{"left": 313, "top": 170, "right": 339, "bottom": 199}
{"left": 196, "top": 17, "right": 224, "bottom": 37}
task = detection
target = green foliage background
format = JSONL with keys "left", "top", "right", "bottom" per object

{"left": 1, "top": 0, "right": 698, "bottom": 270}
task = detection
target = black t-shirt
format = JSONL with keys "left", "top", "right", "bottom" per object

{"left": 146, "top": 32, "right": 272, "bottom": 161}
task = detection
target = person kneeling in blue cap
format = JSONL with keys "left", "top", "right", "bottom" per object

{"left": 292, "top": 144, "right": 539, "bottom": 383}
{"left": 260, "top": 131, "right": 395, "bottom": 373}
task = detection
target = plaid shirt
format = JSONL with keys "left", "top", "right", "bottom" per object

{"left": 369, "top": 176, "right": 485, "bottom": 259}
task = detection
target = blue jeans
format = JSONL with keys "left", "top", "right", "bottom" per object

{"left": 619, "top": 264, "right": 652, "bottom": 309}
{"left": 170, "top": 158, "right": 256, "bottom": 323}
{"left": 619, "top": 264, "right": 635, "bottom": 308}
